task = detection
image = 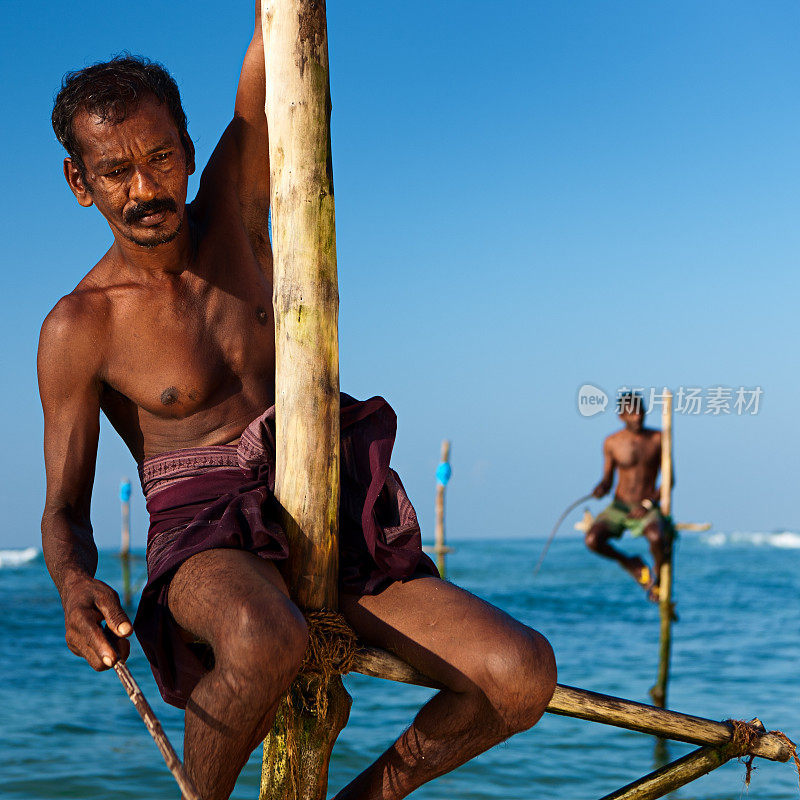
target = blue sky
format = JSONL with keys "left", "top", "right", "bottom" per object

{"left": 2, "top": 1, "right": 798, "bottom": 551}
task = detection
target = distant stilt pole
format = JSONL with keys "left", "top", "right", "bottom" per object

{"left": 434, "top": 440, "right": 452, "bottom": 577}
{"left": 120, "top": 478, "right": 132, "bottom": 607}
{"left": 650, "top": 391, "right": 674, "bottom": 708}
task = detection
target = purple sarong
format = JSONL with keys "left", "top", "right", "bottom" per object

{"left": 133, "top": 394, "right": 437, "bottom": 708}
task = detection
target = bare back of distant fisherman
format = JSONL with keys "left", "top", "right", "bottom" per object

{"left": 587, "top": 392, "right": 673, "bottom": 601}
{"left": 37, "top": 3, "right": 556, "bottom": 799}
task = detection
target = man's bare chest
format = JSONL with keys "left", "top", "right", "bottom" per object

{"left": 613, "top": 436, "right": 658, "bottom": 470}
{"left": 102, "top": 264, "right": 276, "bottom": 420}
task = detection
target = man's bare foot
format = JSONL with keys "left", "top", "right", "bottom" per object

{"left": 625, "top": 557, "right": 658, "bottom": 601}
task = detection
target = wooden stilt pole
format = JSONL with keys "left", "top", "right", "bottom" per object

{"left": 119, "top": 478, "right": 132, "bottom": 607}
{"left": 434, "top": 439, "right": 451, "bottom": 576}
{"left": 259, "top": 2, "right": 348, "bottom": 799}
{"left": 650, "top": 391, "right": 674, "bottom": 708}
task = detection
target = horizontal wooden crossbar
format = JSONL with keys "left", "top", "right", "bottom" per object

{"left": 351, "top": 646, "right": 793, "bottom": 763}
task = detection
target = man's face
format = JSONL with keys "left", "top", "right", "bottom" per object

{"left": 66, "top": 95, "right": 194, "bottom": 248}
{"left": 618, "top": 406, "right": 645, "bottom": 431}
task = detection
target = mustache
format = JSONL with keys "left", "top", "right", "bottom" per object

{"left": 124, "top": 198, "right": 178, "bottom": 225}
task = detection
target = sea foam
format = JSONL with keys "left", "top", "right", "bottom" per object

{"left": 701, "top": 531, "right": 800, "bottom": 549}
{"left": 0, "top": 547, "right": 40, "bottom": 568}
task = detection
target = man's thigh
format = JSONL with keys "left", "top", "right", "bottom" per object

{"left": 167, "top": 548, "right": 297, "bottom": 652}
{"left": 340, "top": 576, "right": 551, "bottom": 694}
{"left": 591, "top": 505, "right": 627, "bottom": 539}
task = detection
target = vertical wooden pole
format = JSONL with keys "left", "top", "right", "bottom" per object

{"left": 260, "top": 2, "right": 349, "bottom": 799}
{"left": 650, "top": 391, "right": 673, "bottom": 708}
{"left": 434, "top": 440, "right": 451, "bottom": 576}
{"left": 119, "top": 478, "right": 132, "bottom": 607}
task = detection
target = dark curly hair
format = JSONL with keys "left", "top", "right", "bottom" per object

{"left": 52, "top": 54, "right": 192, "bottom": 177}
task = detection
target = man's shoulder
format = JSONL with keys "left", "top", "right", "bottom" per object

{"left": 39, "top": 276, "right": 112, "bottom": 365}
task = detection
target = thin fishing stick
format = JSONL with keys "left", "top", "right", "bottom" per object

{"left": 114, "top": 661, "right": 203, "bottom": 800}
{"left": 533, "top": 494, "right": 594, "bottom": 576}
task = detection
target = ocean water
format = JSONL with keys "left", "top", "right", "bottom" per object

{"left": 1, "top": 533, "right": 798, "bottom": 800}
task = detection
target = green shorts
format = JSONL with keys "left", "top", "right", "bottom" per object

{"left": 594, "top": 499, "right": 663, "bottom": 539}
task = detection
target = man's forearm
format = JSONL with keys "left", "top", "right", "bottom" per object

{"left": 649, "top": 483, "right": 667, "bottom": 504}
{"left": 42, "top": 509, "right": 99, "bottom": 597}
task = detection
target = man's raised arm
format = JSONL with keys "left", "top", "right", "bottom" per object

{"left": 38, "top": 298, "right": 131, "bottom": 671}
{"left": 592, "top": 438, "right": 616, "bottom": 498}
{"left": 195, "top": 1, "right": 270, "bottom": 256}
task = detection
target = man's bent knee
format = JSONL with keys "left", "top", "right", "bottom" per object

{"left": 216, "top": 594, "right": 308, "bottom": 696}
{"left": 643, "top": 523, "right": 663, "bottom": 542}
{"left": 478, "top": 628, "right": 557, "bottom": 736}
{"left": 585, "top": 527, "right": 605, "bottom": 551}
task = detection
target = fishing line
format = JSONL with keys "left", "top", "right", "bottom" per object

{"left": 533, "top": 493, "right": 594, "bottom": 576}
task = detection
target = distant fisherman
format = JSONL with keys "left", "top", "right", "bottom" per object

{"left": 586, "top": 391, "right": 673, "bottom": 601}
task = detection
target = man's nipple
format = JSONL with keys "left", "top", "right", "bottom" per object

{"left": 160, "top": 387, "right": 179, "bottom": 406}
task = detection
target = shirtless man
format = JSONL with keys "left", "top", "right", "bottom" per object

{"left": 37, "top": 6, "right": 556, "bottom": 799}
{"left": 586, "top": 392, "right": 673, "bottom": 600}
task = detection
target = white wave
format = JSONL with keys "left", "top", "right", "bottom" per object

{"left": 0, "top": 547, "right": 40, "bottom": 568}
{"left": 700, "top": 531, "right": 800, "bottom": 549}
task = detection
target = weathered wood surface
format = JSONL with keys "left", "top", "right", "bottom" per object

{"left": 261, "top": 682, "right": 351, "bottom": 800}
{"left": 547, "top": 684, "right": 789, "bottom": 761}
{"left": 349, "top": 648, "right": 793, "bottom": 762}
{"left": 659, "top": 392, "right": 673, "bottom": 518}
{"left": 260, "top": 1, "right": 349, "bottom": 798}
{"left": 650, "top": 391, "right": 674, "bottom": 708}
{"left": 674, "top": 521, "right": 711, "bottom": 531}
{"left": 599, "top": 744, "right": 736, "bottom": 800}
{"left": 264, "top": 0, "right": 340, "bottom": 611}
{"left": 353, "top": 646, "right": 440, "bottom": 688}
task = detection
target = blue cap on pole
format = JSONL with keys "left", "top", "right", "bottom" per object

{"left": 120, "top": 479, "right": 132, "bottom": 503}
{"left": 436, "top": 462, "right": 452, "bottom": 486}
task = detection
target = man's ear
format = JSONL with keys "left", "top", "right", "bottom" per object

{"left": 63, "top": 158, "right": 94, "bottom": 208}
{"left": 182, "top": 133, "right": 196, "bottom": 176}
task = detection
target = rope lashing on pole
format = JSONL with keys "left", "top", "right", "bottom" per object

{"left": 533, "top": 493, "right": 595, "bottom": 576}
{"left": 727, "top": 718, "right": 800, "bottom": 791}
{"left": 292, "top": 610, "right": 360, "bottom": 715}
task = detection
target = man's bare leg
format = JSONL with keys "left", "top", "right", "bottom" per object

{"left": 643, "top": 522, "right": 668, "bottom": 578}
{"left": 585, "top": 522, "right": 647, "bottom": 580}
{"left": 334, "top": 577, "right": 556, "bottom": 800}
{"left": 168, "top": 549, "right": 308, "bottom": 800}
{"left": 642, "top": 521, "right": 672, "bottom": 601}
